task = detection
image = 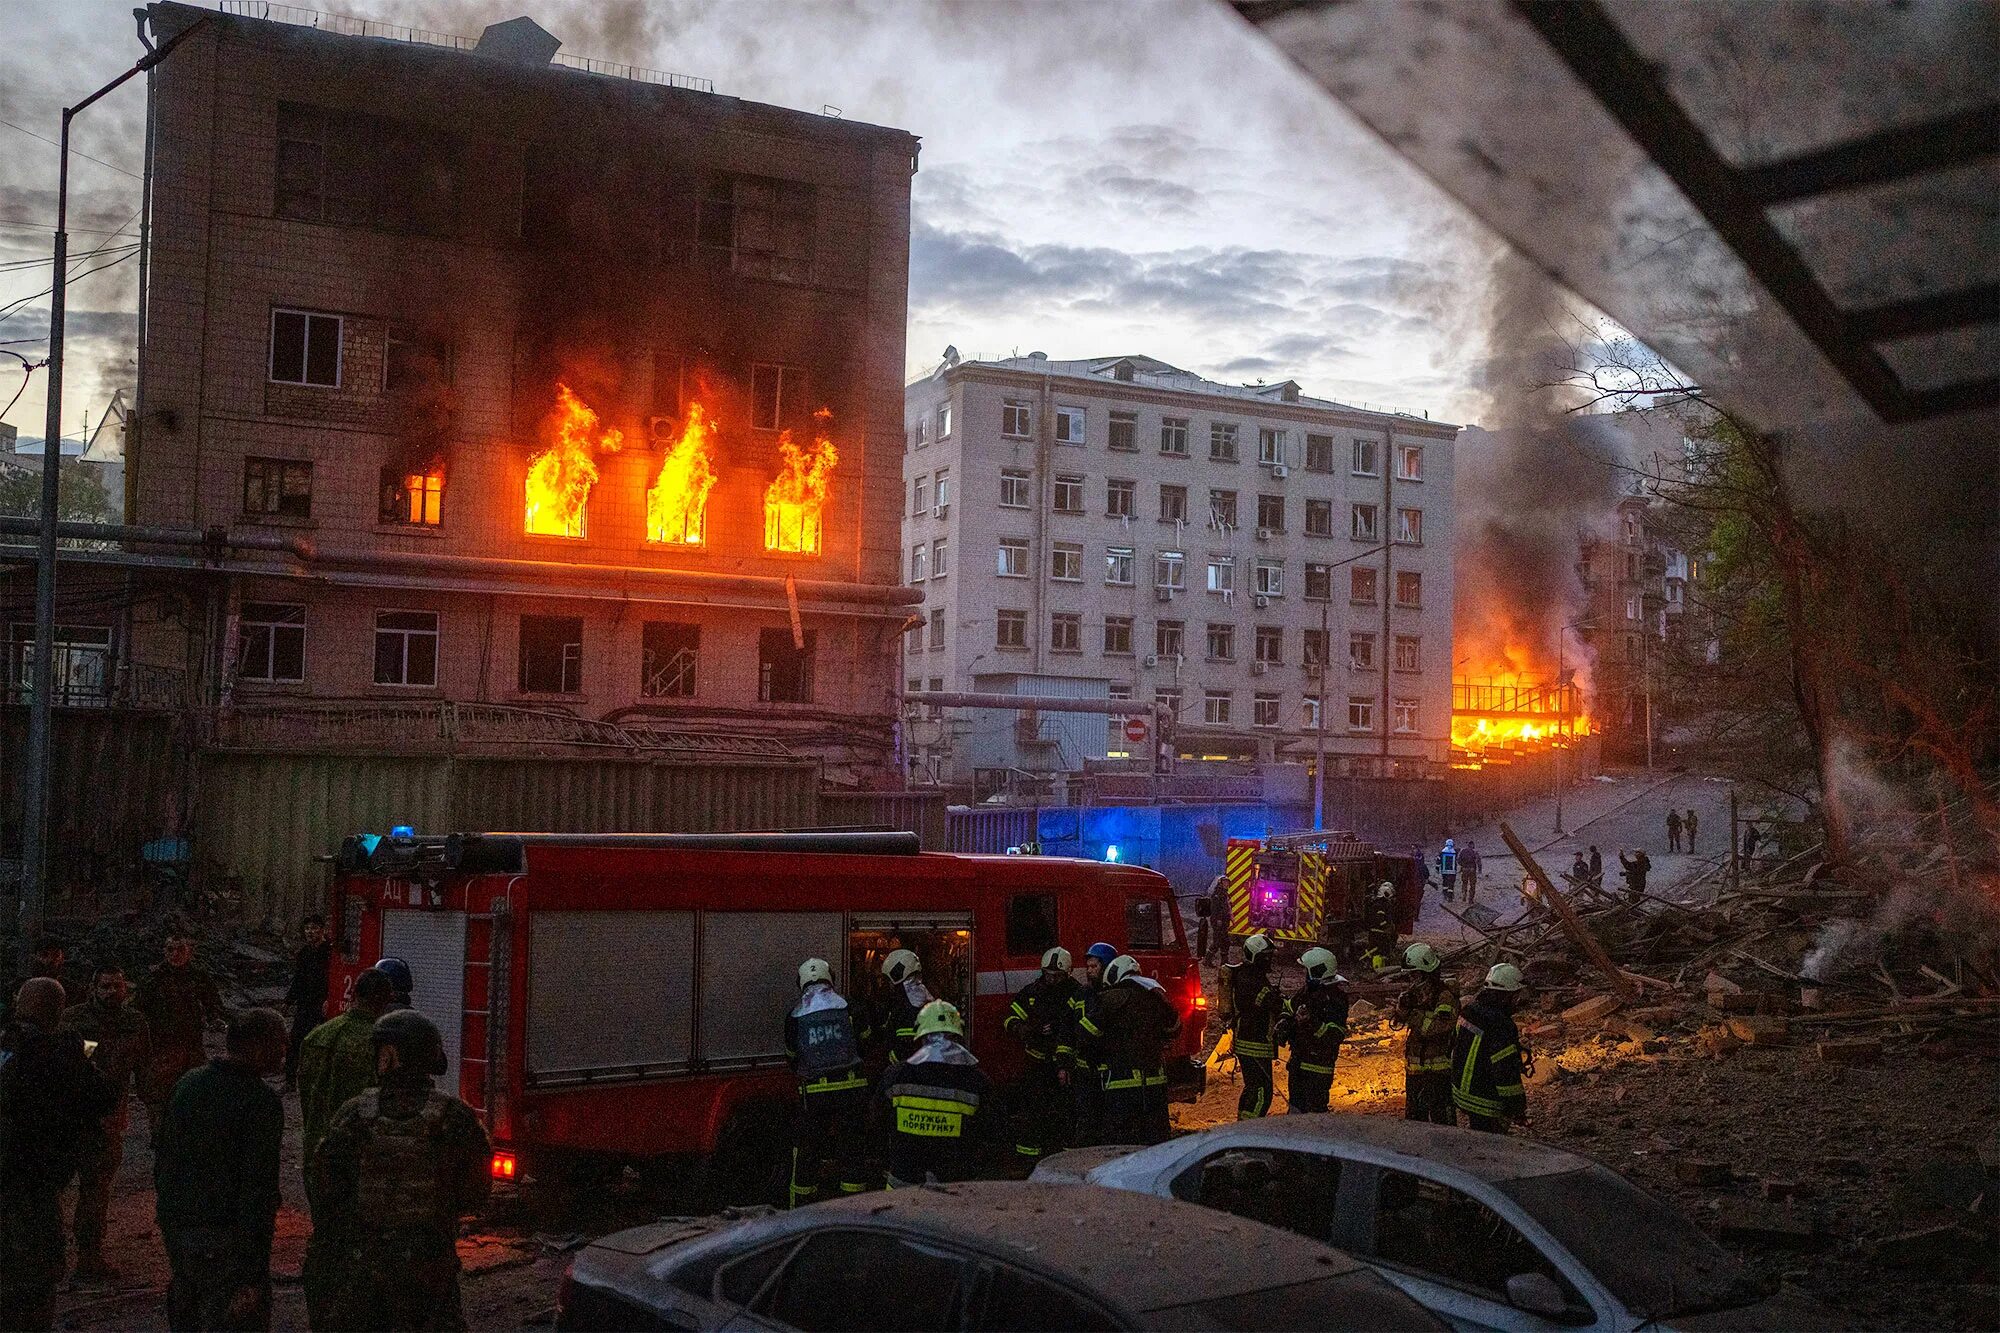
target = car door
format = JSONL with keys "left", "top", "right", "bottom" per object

{"left": 722, "top": 1227, "right": 974, "bottom": 1332}
{"left": 1164, "top": 1145, "right": 1345, "bottom": 1244}
{"left": 1346, "top": 1163, "right": 1608, "bottom": 1332}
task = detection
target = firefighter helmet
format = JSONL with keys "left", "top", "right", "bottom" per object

{"left": 914, "top": 999, "right": 964, "bottom": 1039}
{"left": 1376, "top": 880, "right": 1397, "bottom": 899}
{"left": 1403, "top": 943, "right": 1441, "bottom": 974}
{"left": 797, "top": 958, "right": 833, "bottom": 990}
{"left": 1242, "top": 932, "right": 1273, "bottom": 961}
{"left": 881, "top": 949, "right": 922, "bottom": 984}
{"left": 1105, "top": 954, "right": 1141, "bottom": 986}
{"left": 373, "top": 956, "right": 414, "bottom": 997}
{"left": 1086, "top": 942, "right": 1118, "bottom": 966}
{"left": 371, "top": 1009, "right": 446, "bottom": 1076}
{"left": 1485, "top": 962, "right": 1526, "bottom": 992}
{"left": 1300, "top": 947, "right": 1342, "bottom": 984}
{"left": 1041, "top": 946, "right": 1072, "bottom": 972}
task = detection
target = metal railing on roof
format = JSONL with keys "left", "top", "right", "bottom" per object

{"left": 216, "top": 1, "right": 714, "bottom": 93}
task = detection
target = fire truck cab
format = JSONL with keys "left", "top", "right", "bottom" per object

{"left": 1222, "top": 832, "right": 1423, "bottom": 959}
{"left": 326, "top": 830, "right": 1200, "bottom": 1202}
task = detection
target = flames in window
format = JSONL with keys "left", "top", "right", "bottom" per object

{"left": 525, "top": 384, "right": 622, "bottom": 537}
{"left": 647, "top": 401, "right": 718, "bottom": 545}
{"left": 764, "top": 409, "right": 839, "bottom": 554}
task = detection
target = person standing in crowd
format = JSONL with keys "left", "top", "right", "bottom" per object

{"left": 308, "top": 1012, "right": 490, "bottom": 1332}
{"left": 135, "top": 925, "right": 227, "bottom": 1146}
{"left": 1364, "top": 882, "right": 1400, "bottom": 971}
{"left": 1392, "top": 944, "right": 1458, "bottom": 1124}
{"left": 370, "top": 957, "right": 413, "bottom": 1012}
{"left": 1619, "top": 848, "right": 1652, "bottom": 899}
{"left": 1568, "top": 850, "right": 1591, "bottom": 888}
{"left": 1078, "top": 955, "right": 1181, "bottom": 1144}
{"left": 874, "top": 1000, "right": 994, "bottom": 1187}
{"left": 875, "top": 950, "right": 934, "bottom": 1063}
{"left": 298, "top": 968, "right": 396, "bottom": 1171}
{"left": 62, "top": 963, "right": 152, "bottom": 1283}
{"left": 1071, "top": 942, "right": 1118, "bottom": 1146}
{"left": 1742, "top": 823, "right": 1761, "bottom": 864}
{"left": 1003, "top": 946, "right": 1083, "bottom": 1172}
{"left": 1462, "top": 842, "right": 1482, "bottom": 904}
{"left": 3, "top": 937, "right": 81, "bottom": 1025}
{"left": 1226, "top": 934, "right": 1283, "bottom": 1119}
{"left": 1436, "top": 839, "right": 1459, "bottom": 902}
{"left": 1666, "top": 809, "right": 1684, "bottom": 852}
{"left": 784, "top": 958, "right": 870, "bottom": 1208}
{"left": 284, "top": 916, "right": 331, "bottom": 1092}
{"left": 1, "top": 978, "right": 115, "bottom": 1331}
{"left": 1450, "top": 964, "right": 1529, "bottom": 1133}
{"left": 1587, "top": 845, "right": 1604, "bottom": 889}
{"left": 153, "top": 1007, "right": 287, "bottom": 1332}
{"left": 1283, "top": 949, "right": 1349, "bottom": 1115}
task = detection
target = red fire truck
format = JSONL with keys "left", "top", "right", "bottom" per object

{"left": 326, "top": 830, "right": 1202, "bottom": 1202}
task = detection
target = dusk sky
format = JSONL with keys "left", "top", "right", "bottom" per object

{"left": 0, "top": 0, "right": 1526, "bottom": 448}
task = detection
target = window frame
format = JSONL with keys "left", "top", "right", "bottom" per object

{"left": 1052, "top": 474, "right": 1086, "bottom": 514}
{"left": 1050, "top": 542, "right": 1084, "bottom": 582}
{"left": 1253, "top": 692, "right": 1282, "bottom": 728}
{"left": 1209, "top": 421, "right": 1240, "bottom": 462}
{"left": 1053, "top": 404, "right": 1087, "bottom": 445}
{"left": 1254, "top": 625, "right": 1283, "bottom": 664}
{"left": 372, "top": 609, "right": 439, "bottom": 688}
{"left": 1396, "top": 507, "right": 1424, "bottom": 545}
{"left": 1348, "top": 695, "right": 1376, "bottom": 732}
{"left": 1206, "top": 622, "right": 1236, "bottom": 662}
{"left": 237, "top": 602, "right": 306, "bottom": 684}
{"left": 1304, "top": 498, "right": 1334, "bottom": 538}
{"left": 1203, "top": 689, "right": 1232, "bottom": 724}
{"left": 242, "top": 456, "right": 314, "bottom": 520}
{"left": 997, "top": 538, "right": 1030, "bottom": 578}
{"left": 1160, "top": 416, "right": 1190, "bottom": 457}
{"left": 1156, "top": 619, "right": 1185, "bottom": 659}
{"left": 518, "top": 614, "right": 584, "bottom": 695}
{"left": 1352, "top": 437, "right": 1379, "bottom": 477}
{"left": 640, "top": 620, "right": 700, "bottom": 699}
{"left": 268, "top": 308, "right": 343, "bottom": 387}
{"left": 1159, "top": 483, "right": 1188, "bottom": 523}
{"left": 1103, "top": 615, "right": 1135, "bottom": 656}
{"left": 1001, "top": 399, "right": 1031, "bottom": 439}
{"left": 1049, "top": 611, "right": 1083, "bottom": 654}
{"left": 757, "top": 627, "right": 816, "bottom": 704}
{"left": 1155, "top": 550, "right": 1186, "bottom": 591}
{"left": 1352, "top": 502, "right": 1379, "bottom": 542}
{"left": 1258, "top": 427, "right": 1286, "bottom": 465}
{"left": 1305, "top": 433, "right": 1334, "bottom": 473}
{"left": 1105, "top": 477, "right": 1137, "bottom": 519}
{"left": 1107, "top": 410, "right": 1139, "bottom": 452}
{"left": 1396, "top": 570, "right": 1424, "bottom": 608}
{"left": 1397, "top": 443, "right": 1424, "bottom": 481}
{"left": 750, "top": 362, "right": 810, "bottom": 434}
{"left": 997, "top": 609, "right": 1028, "bottom": 649}
{"left": 1206, "top": 557, "right": 1235, "bottom": 595}
{"left": 1351, "top": 566, "right": 1379, "bottom": 605}
{"left": 1256, "top": 493, "right": 1285, "bottom": 532}
{"left": 1105, "top": 546, "right": 1136, "bottom": 586}
{"left": 999, "top": 469, "right": 1031, "bottom": 509}
{"left": 1394, "top": 697, "right": 1420, "bottom": 733}
{"left": 1394, "top": 634, "right": 1422, "bottom": 672}
{"left": 1254, "top": 560, "right": 1284, "bottom": 597}
{"left": 379, "top": 467, "right": 443, "bottom": 527}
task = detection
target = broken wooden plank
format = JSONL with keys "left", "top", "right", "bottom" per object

{"left": 1498, "top": 822, "right": 1638, "bottom": 1001}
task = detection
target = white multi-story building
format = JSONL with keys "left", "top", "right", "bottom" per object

{"left": 902, "top": 352, "right": 1457, "bottom": 788}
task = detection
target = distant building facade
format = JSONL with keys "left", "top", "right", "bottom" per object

{"left": 902, "top": 353, "right": 1457, "bottom": 792}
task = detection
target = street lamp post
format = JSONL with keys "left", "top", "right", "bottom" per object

{"left": 1311, "top": 542, "right": 1389, "bottom": 831}
{"left": 18, "top": 17, "right": 202, "bottom": 952}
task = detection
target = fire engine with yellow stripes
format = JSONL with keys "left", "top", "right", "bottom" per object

{"left": 1221, "top": 831, "right": 1424, "bottom": 961}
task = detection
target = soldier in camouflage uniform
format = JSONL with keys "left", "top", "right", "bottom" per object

{"left": 307, "top": 1011, "right": 490, "bottom": 1332}
{"left": 134, "top": 927, "right": 226, "bottom": 1144}
{"left": 61, "top": 963, "right": 152, "bottom": 1282}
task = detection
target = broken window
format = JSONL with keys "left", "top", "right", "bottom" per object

{"left": 750, "top": 363, "right": 810, "bottom": 432}
{"left": 641, "top": 621, "right": 699, "bottom": 698}
{"left": 1204, "top": 689, "right": 1232, "bottom": 724}
{"left": 239, "top": 603, "right": 306, "bottom": 683}
{"left": 1209, "top": 422, "right": 1239, "bottom": 462}
{"left": 1352, "top": 437, "right": 1378, "bottom": 476}
{"left": 1002, "top": 399, "right": 1031, "bottom": 437}
{"left": 1103, "top": 615, "right": 1134, "bottom": 654}
{"left": 1255, "top": 561, "right": 1283, "bottom": 597}
{"left": 758, "top": 627, "right": 815, "bottom": 703}
{"left": 1394, "top": 697, "right": 1419, "bottom": 733}
{"left": 1105, "top": 546, "right": 1135, "bottom": 586}
{"left": 519, "top": 615, "right": 583, "bottom": 694}
{"left": 1155, "top": 550, "right": 1186, "bottom": 590}
{"left": 1051, "top": 542, "right": 1083, "bottom": 582}
{"left": 1255, "top": 626, "right": 1283, "bottom": 664}
{"left": 1348, "top": 696, "right": 1375, "bottom": 731}
{"left": 1160, "top": 416, "right": 1190, "bottom": 456}
{"left": 243, "top": 458, "right": 313, "bottom": 519}
{"left": 269, "top": 310, "right": 341, "bottom": 387}
{"left": 1257, "top": 494, "right": 1285, "bottom": 531}
{"left": 1209, "top": 490, "right": 1238, "bottom": 529}
{"left": 999, "top": 469, "right": 1031, "bottom": 508}
{"left": 1055, "top": 405, "right": 1087, "bottom": 445}
{"left": 1160, "top": 484, "right": 1188, "bottom": 523}
{"left": 1206, "top": 623, "right": 1235, "bottom": 661}
{"left": 1394, "top": 634, "right": 1422, "bottom": 671}
{"left": 1207, "top": 557, "right": 1235, "bottom": 594}
{"left": 275, "top": 102, "right": 459, "bottom": 236}
{"left": 1351, "top": 566, "right": 1378, "bottom": 604}
{"left": 1156, "top": 620, "right": 1184, "bottom": 658}
{"left": 1108, "top": 410, "right": 1138, "bottom": 451}
{"left": 1396, "top": 507, "right": 1424, "bottom": 545}
{"left": 1050, "top": 612, "right": 1082, "bottom": 653}
{"left": 1156, "top": 686, "right": 1183, "bottom": 719}
{"left": 1305, "top": 433, "right": 1334, "bottom": 472}
{"left": 1305, "top": 499, "right": 1334, "bottom": 537}
{"left": 910, "top": 544, "right": 927, "bottom": 582}
{"left": 936, "top": 401, "right": 952, "bottom": 439}
{"left": 997, "top": 538, "right": 1028, "bottom": 577}
{"left": 928, "top": 608, "right": 944, "bottom": 650}
{"left": 1371, "top": 1170, "right": 1581, "bottom": 1309}
{"left": 373, "top": 610, "right": 438, "bottom": 687}
{"left": 1254, "top": 693, "right": 1281, "bottom": 727}
{"left": 1396, "top": 571, "right": 1423, "bottom": 607}
{"left": 1397, "top": 444, "right": 1424, "bottom": 481}
{"left": 1053, "top": 474, "right": 1085, "bottom": 513}
{"left": 1303, "top": 628, "right": 1328, "bottom": 666}
{"left": 1106, "top": 478, "right": 1136, "bottom": 518}
{"left": 1351, "top": 503, "right": 1379, "bottom": 542}
{"left": 1350, "top": 631, "right": 1375, "bottom": 669}
{"left": 699, "top": 173, "right": 815, "bottom": 282}
{"left": 1258, "top": 427, "right": 1286, "bottom": 465}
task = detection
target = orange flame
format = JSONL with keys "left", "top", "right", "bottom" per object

{"left": 1452, "top": 663, "right": 1593, "bottom": 760}
{"left": 647, "top": 401, "right": 718, "bottom": 545}
{"left": 764, "top": 409, "right": 838, "bottom": 554}
{"left": 525, "top": 384, "right": 622, "bottom": 537}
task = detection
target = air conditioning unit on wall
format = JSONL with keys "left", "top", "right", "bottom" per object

{"left": 1251, "top": 660, "right": 1268, "bottom": 676}
{"left": 1270, "top": 464, "right": 1289, "bottom": 479}
{"left": 1256, "top": 527, "right": 1273, "bottom": 542}
{"left": 933, "top": 503, "right": 950, "bottom": 518}
{"left": 1143, "top": 654, "right": 1159, "bottom": 668}
{"left": 1155, "top": 587, "right": 1174, "bottom": 602}
{"left": 1254, "top": 594, "right": 1269, "bottom": 609}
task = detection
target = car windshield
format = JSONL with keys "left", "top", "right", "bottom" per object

{"left": 1497, "top": 1167, "right": 1762, "bottom": 1318}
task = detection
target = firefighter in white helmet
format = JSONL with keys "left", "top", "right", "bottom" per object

{"left": 1002, "top": 946, "right": 1084, "bottom": 1171}
{"left": 784, "top": 958, "right": 870, "bottom": 1206}
{"left": 1283, "top": 948, "right": 1350, "bottom": 1114}
{"left": 873, "top": 1000, "right": 995, "bottom": 1187}
{"left": 1077, "top": 955, "right": 1181, "bottom": 1144}
{"left": 1365, "top": 881, "right": 1401, "bottom": 972}
{"left": 1450, "top": 963, "right": 1529, "bottom": 1133}
{"left": 1226, "top": 934, "right": 1284, "bottom": 1119}
{"left": 876, "top": 948, "right": 934, "bottom": 1062}
{"left": 1391, "top": 943, "right": 1459, "bottom": 1124}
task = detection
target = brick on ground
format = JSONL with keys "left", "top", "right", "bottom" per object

{"left": 1728, "top": 1015, "right": 1790, "bottom": 1045}
{"left": 1561, "top": 994, "right": 1623, "bottom": 1026}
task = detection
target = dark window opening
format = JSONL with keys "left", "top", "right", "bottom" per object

{"left": 758, "top": 628, "right": 816, "bottom": 704}
{"left": 1126, "top": 898, "right": 1171, "bottom": 951}
{"left": 243, "top": 457, "right": 313, "bottom": 518}
{"left": 269, "top": 309, "right": 341, "bottom": 387}
{"left": 641, "top": 621, "right": 699, "bottom": 698}
{"left": 700, "top": 173, "right": 816, "bottom": 283}
{"left": 379, "top": 468, "right": 443, "bottom": 526}
{"left": 373, "top": 610, "right": 438, "bottom": 687}
{"left": 238, "top": 602, "right": 305, "bottom": 683}
{"left": 1372, "top": 1168, "right": 1584, "bottom": 1311}
{"left": 1005, "top": 893, "right": 1057, "bottom": 958}
{"left": 519, "top": 615, "right": 583, "bottom": 694}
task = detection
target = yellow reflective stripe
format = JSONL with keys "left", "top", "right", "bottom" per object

{"left": 1457, "top": 1032, "right": 1483, "bottom": 1098}
{"left": 804, "top": 1074, "right": 867, "bottom": 1093}
{"left": 1454, "top": 1090, "right": 1503, "bottom": 1115}
{"left": 1495, "top": 1083, "right": 1524, "bottom": 1096}
{"left": 1144, "top": 1073, "right": 1167, "bottom": 1086}
{"left": 1236, "top": 1040, "right": 1274, "bottom": 1058}
{"left": 1104, "top": 1074, "right": 1142, "bottom": 1090}
{"left": 1316, "top": 1022, "right": 1347, "bottom": 1039}
{"left": 1296, "top": 1062, "right": 1334, "bottom": 1074}
{"left": 1080, "top": 1016, "right": 1103, "bottom": 1037}
{"left": 1491, "top": 1044, "right": 1519, "bottom": 1062}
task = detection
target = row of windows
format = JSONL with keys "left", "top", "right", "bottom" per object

{"left": 243, "top": 456, "right": 446, "bottom": 528}
{"left": 910, "top": 468, "right": 952, "bottom": 518}
{"left": 1150, "top": 686, "right": 1418, "bottom": 733}
{"left": 987, "top": 468, "right": 1423, "bottom": 541}
{"left": 234, "top": 603, "right": 818, "bottom": 702}
{"left": 961, "top": 610, "right": 1423, "bottom": 666}
{"left": 985, "top": 539, "right": 1424, "bottom": 606}
{"left": 915, "top": 399, "right": 1425, "bottom": 480}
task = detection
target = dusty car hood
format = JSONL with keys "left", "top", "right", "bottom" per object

{"left": 1667, "top": 1288, "right": 1849, "bottom": 1331}
{"left": 1031, "top": 1145, "right": 1144, "bottom": 1184}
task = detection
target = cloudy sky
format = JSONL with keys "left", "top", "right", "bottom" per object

{"left": 0, "top": 0, "right": 1520, "bottom": 449}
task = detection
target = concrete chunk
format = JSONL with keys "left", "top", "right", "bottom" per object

{"left": 1676, "top": 1158, "right": 1731, "bottom": 1186}
{"left": 1561, "top": 994, "right": 1623, "bottom": 1026}
{"left": 1727, "top": 1015, "right": 1790, "bottom": 1045}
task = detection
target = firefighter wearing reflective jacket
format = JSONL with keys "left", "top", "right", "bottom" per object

{"left": 875, "top": 1001, "right": 994, "bottom": 1187}
{"left": 1283, "top": 948, "right": 1349, "bottom": 1114}
{"left": 307, "top": 1010, "right": 491, "bottom": 1332}
{"left": 1450, "top": 963, "right": 1530, "bottom": 1133}
{"left": 785, "top": 959, "right": 871, "bottom": 1207}
{"left": 1393, "top": 943, "right": 1458, "bottom": 1125}
{"left": 1077, "top": 955, "right": 1181, "bottom": 1144}
{"left": 877, "top": 949, "right": 935, "bottom": 1062}
{"left": 1227, "top": 934, "right": 1284, "bottom": 1119}
{"left": 1070, "top": 942, "right": 1119, "bottom": 1146}
{"left": 1003, "top": 947, "right": 1083, "bottom": 1170}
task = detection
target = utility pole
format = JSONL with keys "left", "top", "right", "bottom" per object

{"left": 1554, "top": 630, "right": 1565, "bottom": 836}
{"left": 19, "top": 14, "right": 203, "bottom": 955}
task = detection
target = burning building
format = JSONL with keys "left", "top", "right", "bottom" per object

{"left": 109, "top": 2, "right": 919, "bottom": 790}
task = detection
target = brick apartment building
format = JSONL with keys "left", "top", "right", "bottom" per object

{"left": 901, "top": 353, "right": 1458, "bottom": 792}
{"left": 92, "top": 2, "right": 920, "bottom": 784}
